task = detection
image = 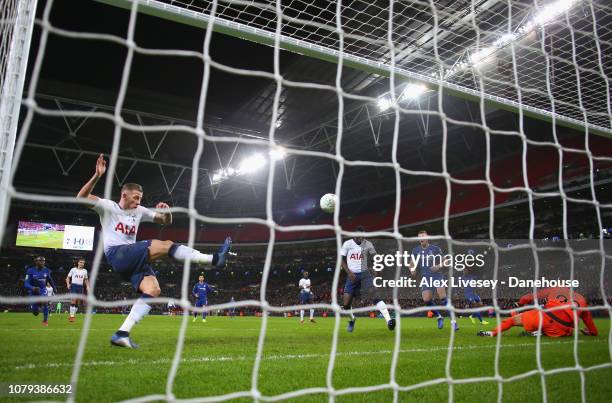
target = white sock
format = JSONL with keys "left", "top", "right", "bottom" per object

{"left": 170, "top": 245, "right": 213, "bottom": 264}
{"left": 300, "top": 310, "right": 304, "bottom": 320}
{"left": 349, "top": 309, "right": 355, "bottom": 321}
{"left": 376, "top": 301, "right": 391, "bottom": 323}
{"left": 119, "top": 297, "right": 152, "bottom": 333}
{"left": 310, "top": 309, "right": 314, "bottom": 319}
{"left": 74, "top": 305, "right": 78, "bottom": 316}
{"left": 69, "top": 305, "right": 76, "bottom": 317}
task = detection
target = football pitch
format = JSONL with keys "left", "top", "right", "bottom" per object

{"left": 0, "top": 313, "right": 610, "bottom": 402}
{"left": 15, "top": 230, "right": 64, "bottom": 249}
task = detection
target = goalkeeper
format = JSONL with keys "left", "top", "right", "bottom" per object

{"left": 77, "top": 154, "right": 233, "bottom": 348}
{"left": 516, "top": 287, "right": 598, "bottom": 336}
{"left": 478, "top": 297, "right": 597, "bottom": 338}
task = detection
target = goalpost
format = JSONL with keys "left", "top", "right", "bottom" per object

{"left": 0, "top": 0, "right": 611, "bottom": 402}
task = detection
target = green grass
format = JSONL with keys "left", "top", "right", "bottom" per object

{"left": 16, "top": 230, "right": 64, "bottom": 249}
{"left": 0, "top": 313, "right": 610, "bottom": 402}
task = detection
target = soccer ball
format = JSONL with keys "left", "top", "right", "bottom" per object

{"left": 320, "top": 193, "right": 337, "bottom": 213}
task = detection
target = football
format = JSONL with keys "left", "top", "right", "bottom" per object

{"left": 319, "top": 193, "right": 337, "bottom": 213}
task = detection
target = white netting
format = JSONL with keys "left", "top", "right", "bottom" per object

{"left": 0, "top": 0, "right": 611, "bottom": 401}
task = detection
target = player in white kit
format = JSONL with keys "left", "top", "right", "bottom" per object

{"left": 77, "top": 154, "right": 233, "bottom": 348}
{"left": 65, "top": 259, "right": 89, "bottom": 322}
{"left": 341, "top": 226, "right": 395, "bottom": 332}
{"left": 298, "top": 271, "right": 315, "bottom": 324}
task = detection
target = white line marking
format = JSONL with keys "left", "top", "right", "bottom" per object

{"left": 12, "top": 339, "right": 605, "bottom": 371}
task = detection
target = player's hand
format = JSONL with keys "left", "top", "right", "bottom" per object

{"left": 348, "top": 271, "right": 357, "bottom": 283}
{"left": 156, "top": 202, "right": 170, "bottom": 210}
{"left": 95, "top": 154, "right": 107, "bottom": 177}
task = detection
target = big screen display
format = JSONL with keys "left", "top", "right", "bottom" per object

{"left": 16, "top": 221, "right": 95, "bottom": 251}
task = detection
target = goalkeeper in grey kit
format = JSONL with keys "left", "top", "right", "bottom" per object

{"left": 341, "top": 226, "right": 395, "bottom": 332}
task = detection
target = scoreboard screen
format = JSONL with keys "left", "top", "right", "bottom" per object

{"left": 16, "top": 221, "right": 95, "bottom": 251}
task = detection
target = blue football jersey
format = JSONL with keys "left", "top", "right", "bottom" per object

{"left": 192, "top": 282, "right": 213, "bottom": 301}
{"left": 24, "top": 267, "right": 55, "bottom": 294}
{"left": 411, "top": 244, "right": 443, "bottom": 277}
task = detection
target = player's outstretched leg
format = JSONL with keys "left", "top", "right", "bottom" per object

{"left": 166, "top": 237, "right": 233, "bottom": 268}
{"left": 300, "top": 309, "right": 305, "bottom": 324}
{"left": 309, "top": 309, "right": 316, "bottom": 323}
{"left": 478, "top": 316, "right": 518, "bottom": 337}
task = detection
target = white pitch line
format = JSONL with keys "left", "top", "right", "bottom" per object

{"left": 11, "top": 339, "right": 605, "bottom": 371}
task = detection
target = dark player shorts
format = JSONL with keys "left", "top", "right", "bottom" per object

{"left": 195, "top": 299, "right": 208, "bottom": 307}
{"left": 70, "top": 284, "right": 84, "bottom": 294}
{"left": 343, "top": 272, "right": 373, "bottom": 297}
{"left": 299, "top": 291, "right": 313, "bottom": 304}
{"left": 105, "top": 240, "right": 155, "bottom": 291}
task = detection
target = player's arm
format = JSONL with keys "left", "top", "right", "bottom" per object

{"left": 24, "top": 271, "right": 36, "bottom": 292}
{"left": 77, "top": 154, "right": 106, "bottom": 205}
{"left": 153, "top": 202, "right": 172, "bottom": 225}
{"left": 430, "top": 246, "right": 443, "bottom": 272}
{"left": 341, "top": 256, "right": 356, "bottom": 282}
{"left": 192, "top": 284, "right": 197, "bottom": 298}
{"left": 47, "top": 272, "right": 57, "bottom": 293}
{"left": 580, "top": 309, "right": 598, "bottom": 336}
{"left": 518, "top": 293, "right": 535, "bottom": 306}
{"left": 84, "top": 270, "right": 90, "bottom": 292}
{"left": 65, "top": 274, "right": 71, "bottom": 289}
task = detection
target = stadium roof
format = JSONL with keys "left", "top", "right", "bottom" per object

{"left": 12, "top": 0, "right": 608, "bottom": 220}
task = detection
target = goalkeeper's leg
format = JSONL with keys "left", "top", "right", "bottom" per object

{"left": 479, "top": 313, "right": 524, "bottom": 337}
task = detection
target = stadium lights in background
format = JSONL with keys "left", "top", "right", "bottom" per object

{"left": 377, "top": 82, "right": 428, "bottom": 112}
{"left": 211, "top": 146, "right": 287, "bottom": 184}
{"left": 441, "top": 0, "right": 581, "bottom": 78}
{"left": 376, "top": 0, "right": 580, "bottom": 113}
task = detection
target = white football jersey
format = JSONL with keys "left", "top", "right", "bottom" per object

{"left": 93, "top": 198, "right": 156, "bottom": 253}
{"left": 340, "top": 239, "right": 376, "bottom": 273}
{"left": 68, "top": 267, "right": 88, "bottom": 286}
{"left": 299, "top": 278, "right": 311, "bottom": 293}
{"left": 46, "top": 286, "right": 54, "bottom": 297}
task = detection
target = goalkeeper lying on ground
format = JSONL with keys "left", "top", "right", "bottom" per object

{"left": 478, "top": 287, "right": 598, "bottom": 338}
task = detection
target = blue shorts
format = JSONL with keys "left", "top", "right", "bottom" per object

{"left": 195, "top": 300, "right": 208, "bottom": 308}
{"left": 465, "top": 294, "right": 481, "bottom": 304}
{"left": 105, "top": 240, "right": 155, "bottom": 291}
{"left": 28, "top": 288, "right": 47, "bottom": 311}
{"left": 300, "top": 292, "right": 313, "bottom": 304}
{"left": 70, "top": 284, "right": 84, "bottom": 294}
{"left": 421, "top": 273, "right": 445, "bottom": 292}
{"left": 343, "top": 272, "right": 373, "bottom": 297}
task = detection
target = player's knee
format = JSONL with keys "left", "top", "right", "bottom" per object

{"left": 146, "top": 285, "right": 161, "bottom": 297}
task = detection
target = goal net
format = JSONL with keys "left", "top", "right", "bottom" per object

{"left": 0, "top": 0, "right": 611, "bottom": 401}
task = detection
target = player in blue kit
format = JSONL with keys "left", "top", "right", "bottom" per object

{"left": 409, "top": 230, "right": 458, "bottom": 331}
{"left": 192, "top": 275, "right": 214, "bottom": 322}
{"left": 462, "top": 251, "right": 489, "bottom": 325}
{"left": 24, "top": 256, "right": 57, "bottom": 326}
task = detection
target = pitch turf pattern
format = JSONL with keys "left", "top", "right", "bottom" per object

{"left": 0, "top": 314, "right": 610, "bottom": 402}
{"left": 15, "top": 230, "right": 64, "bottom": 249}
